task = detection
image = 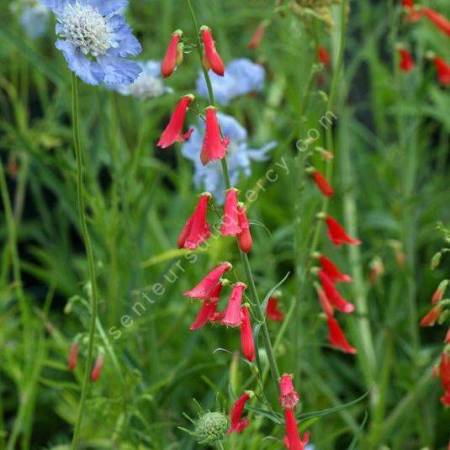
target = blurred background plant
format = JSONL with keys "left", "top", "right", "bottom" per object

{"left": 0, "top": 0, "right": 449, "bottom": 449}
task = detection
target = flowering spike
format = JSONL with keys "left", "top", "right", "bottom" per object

{"left": 324, "top": 215, "right": 361, "bottom": 246}
{"left": 91, "top": 352, "right": 105, "bottom": 382}
{"left": 279, "top": 374, "right": 300, "bottom": 410}
{"left": 266, "top": 297, "right": 285, "bottom": 321}
{"left": 157, "top": 94, "right": 194, "bottom": 148}
{"left": 177, "top": 193, "right": 211, "bottom": 249}
{"left": 222, "top": 282, "right": 247, "bottom": 327}
{"left": 161, "top": 30, "right": 183, "bottom": 78}
{"left": 420, "top": 305, "right": 442, "bottom": 327}
{"left": 433, "top": 57, "right": 450, "bottom": 87}
{"left": 319, "top": 270, "right": 355, "bottom": 314}
{"left": 221, "top": 188, "right": 241, "bottom": 236}
{"left": 318, "top": 255, "right": 352, "bottom": 283}
{"left": 398, "top": 47, "right": 415, "bottom": 72}
{"left": 237, "top": 203, "right": 253, "bottom": 253}
{"left": 184, "top": 262, "right": 232, "bottom": 299}
{"left": 201, "top": 107, "right": 230, "bottom": 165}
{"left": 317, "top": 46, "right": 330, "bottom": 66}
{"left": 326, "top": 317, "right": 357, "bottom": 354}
{"left": 422, "top": 8, "right": 450, "bottom": 37}
{"left": 283, "top": 409, "right": 310, "bottom": 450}
{"left": 248, "top": 21, "right": 267, "bottom": 49}
{"left": 68, "top": 342, "right": 79, "bottom": 371}
{"left": 228, "top": 392, "right": 252, "bottom": 433}
{"left": 308, "top": 168, "right": 334, "bottom": 197}
{"left": 439, "top": 352, "right": 450, "bottom": 406}
{"left": 240, "top": 306, "right": 256, "bottom": 362}
{"left": 200, "top": 26, "right": 225, "bottom": 76}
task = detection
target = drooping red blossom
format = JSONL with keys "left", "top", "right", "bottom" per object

{"left": 432, "top": 280, "right": 448, "bottom": 304}
{"left": 324, "top": 215, "right": 361, "bottom": 246}
{"left": 315, "top": 284, "right": 334, "bottom": 318}
{"left": 177, "top": 193, "right": 211, "bottom": 249}
{"left": 433, "top": 57, "right": 450, "bottom": 86}
{"left": 228, "top": 392, "right": 252, "bottom": 433}
{"left": 240, "top": 306, "right": 256, "bottom": 362}
{"left": 222, "top": 282, "right": 247, "bottom": 327}
{"left": 326, "top": 316, "right": 357, "bottom": 354}
{"left": 184, "top": 262, "right": 232, "bottom": 299}
{"left": 422, "top": 7, "right": 450, "bottom": 37}
{"left": 402, "top": 0, "right": 414, "bottom": 9}
{"left": 317, "top": 46, "right": 330, "bottom": 66}
{"left": 398, "top": 48, "right": 415, "bottom": 72}
{"left": 190, "top": 283, "right": 223, "bottom": 331}
{"left": 248, "top": 21, "right": 267, "bottom": 49}
{"left": 200, "top": 106, "right": 230, "bottom": 165}
{"left": 237, "top": 204, "right": 253, "bottom": 253}
{"left": 221, "top": 188, "right": 241, "bottom": 236}
{"left": 91, "top": 353, "right": 105, "bottom": 382}
{"left": 279, "top": 374, "right": 300, "bottom": 410}
{"left": 308, "top": 168, "right": 334, "bottom": 197}
{"left": 318, "top": 254, "right": 352, "bottom": 283}
{"left": 319, "top": 270, "right": 355, "bottom": 314}
{"left": 266, "top": 297, "right": 285, "bottom": 321}
{"left": 68, "top": 342, "right": 79, "bottom": 371}
{"left": 420, "top": 305, "right": 442, "bottom": 327}
{"left": 283, "top": 409, "right": 310, "bottom": 450}
{"left": 200, "top": 26, "right": 225, "bottom": 76}
{"left": 157, "top": 95, "right": 194, "bottom": 148}
{"left": 439, "top": 352, "right": 450, "bottom": 406}
{"left": 161, "top": 30, "right": 183, "bottom": 78}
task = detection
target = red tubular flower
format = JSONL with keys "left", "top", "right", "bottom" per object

{"left": 319, "top": 270, "right": 355, "bottom": 314}
{"left": 237, "top": 204, "right": 253, "bottom": 253}
{"left": 317, "top": 46, "right": 330, "bottom": 66}
{"left": 201, "top": 106, "right": 230, "bottom": 165}
{"left": 433, "top": 57, "right": 450, "bottom": 86}
{"left": 190, "top": 298, "right": 219, "bottom": 331}
{"left": 315, "top": 284, "right": 334, "bottom": 317}
{"left": 184, "top": 262, "right": 232, "bottom": 299}
{"left": 222, "top": 282, "right": 247, "bottom": 327}
{"left": 432, "top": 280, "right": 448, "bottom": 304}
{"left": 161, "top": 30, "right": 183, "bottom": 78}
{"left": 398, "top": 48, "right": 415, "bottom": 72}
{"left": 157, "top": 94, "right": 194, "bottom": 149}
{"left": 200, "top": 26, "right": 225, "bottom": 76}
{"left": 279, "top": 374, "right": 300, "bottom": 410}
{"left": 308, "top": 169, "right": 334, "bottom": 197}
{"left": 266, "top": 297, "right": 285, "bottom": 321}
{"left": 68, "top": 342, "right": 79, "bottom": 371}
{"left": 402, "top": 0, "right": 414, "bottom": 8}
{"left": 439, "top": 352, "right": 450, "bottom": 406}
{"left": 318, "top": 254, "right": 352, "bottom": 283}
{"left": 422, "top": 8, "right": 450, "bottom": 37}
{"left": 240, "top": 306, "right": 256, "bottom": 362}
{"left": 177, "top": 193, "right": 211, "bottom": 249}
{"left": 326, "top": 317, "right": 357, "bottom": 354}
{"left": 283, "top": 409, "right": 310, "bottom": 450}
{"left": 228, "top": 392, "right": 252, "bottom": 433}
{"left": 445, "top": 328, "right": 450, "bottom": 344}
{"left": 248, "top": 21, "right": 267, "bottom": 49}
{"left": 91, "top": 353, "right": 105, "bottom": 382}
{"left": 420, "top": 305, "right": 442, "bottom": 327}
{"left": 324, "top": 215, "right": 361, "bottom": 246}
{"left": 221, "top": 188, "right": 241, "bottom": 236}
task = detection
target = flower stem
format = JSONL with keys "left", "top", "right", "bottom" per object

{"left": 70, "top": 74, "right": 100, "bottom": 449}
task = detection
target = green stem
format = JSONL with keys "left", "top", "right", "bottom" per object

{"left": 70, "top": 74, "right": 100, "bottom": 449}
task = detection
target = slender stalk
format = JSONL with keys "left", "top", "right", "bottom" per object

{"left": 70, "top": 74, "right": 100, "bottom": 449}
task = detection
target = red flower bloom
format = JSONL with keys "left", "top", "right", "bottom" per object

{"left": 325, "top": 215, "right": 361, "bottom": 246}
{"left": 200, "top": 106, "right": 230, "bottom": 165}
{"left": 402, "top": 0, "right": 414, "bottom": 8}
{"left": 317, "top": 46, "right": 330, "bottom": 66}
{"left": 228, "top": 392, "right": 252, "bottom": 433}
{"left": 445, "top": 328, "right": 450, "bottom": 344}
{"left": 240, "top": 306, "right": 256, "bottom": 362}
{"left": 221, "top": 188, "right": 241, "bottom": 236}
{"left": 315, "top": 284, "right": 334, "bottom": 318}
{"left": 161, "top": 30, "right": 183, "bottom": 78}
{"left": 279, "top": 374, "right": 300, "bottom": 410}
{"left": 420, "top": 305, "right": 442, "bottom": 327}
{"left": 283, "top": 409, "right": 310, "bottom": 450}
{"left": 248, "top": 21, "right": 267, "bottom": 49}
{"left": 237, "top": 204, "right": 253, "bottom": 253}
{"left": 433, "top": 57, "right": 450, "bottom": 86}
{"left": 326, "top": 317, "right": 357, "bottom": 354}
{"left": 318, "top": 254, "right": 352, "bottom": 283}
{"left": 422, "top": 7, "right": 450, "bottom": 37}
{"left": 157, "top": 95, "right": 194, "bottom": 149}
{"left": 266, "top": 297, "right": 285, "bottom": 321}
{"left": 432, "top": 280, "right": 448, "bottom": 304}
{"left": 177, "top": 193, "right": 211, "bottom": 249}
{"left": 222, "top": 282, "right": 247, "bottom": 327}
{"left": 190, "top": 298, "right": 219, "bottom": 331}
{"left": 68, "top": 342, "right": 79, "bottom": 371}
{"left": 398, "top": 48, "right": 415, "bottom": 72}
{"left": 184, "top": 262, "right": 232, "bottom": 299}
{"left": 91, "top": 352, "right": 104, "bottom": 382}
{"left": 200, "top": 26, "right": 225, "bottom": 76}
{"left": 308, "top": 168, "right": 334, "bottom": 197}
{"left": 319, "top": 270, "right": 355, "bottom": 314}
{"left": 439, "top": 352, "right": 450, "bottom": 406}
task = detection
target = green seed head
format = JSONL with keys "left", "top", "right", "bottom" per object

{"left": 195, "top": 412, "right": 228, "bottom": 445}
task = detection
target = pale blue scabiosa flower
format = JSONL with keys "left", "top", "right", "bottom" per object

{"left": 42, "top": 0, "right": 142, "bottom": 86}
{"left": 112, "top": 60, "right": 172, "bottom": 98}
{"left": 10, "top": 0, "right": 50, "bottom": 39}
{"left": 196, "top": 58, "right": 265, "bottom": 105}
{"left": 181, "top": 113, "right": 276, "bottom": 203}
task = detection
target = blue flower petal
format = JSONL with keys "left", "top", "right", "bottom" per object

{"left": 107, "top": 16, "right": 142, "bottom": 57}
{"left": 86, "top": 0, "right": 128, "bottom": 15}
{"left": 97, "top": 55, "right": 142, "bottom": 86}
